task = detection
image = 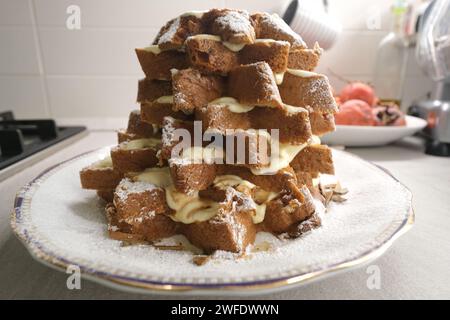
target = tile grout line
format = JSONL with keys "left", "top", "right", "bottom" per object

{"left": 28, "top": 0, "right": 52, "bottom": 118}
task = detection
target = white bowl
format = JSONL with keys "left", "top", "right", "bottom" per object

{"left": 322, "top": 115, "right": 427, "bottom": 147}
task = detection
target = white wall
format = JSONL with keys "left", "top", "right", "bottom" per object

{"left": 0, "top": 0, "right": 433, "bottom": 127}
{"left": 319, "top": 0, "right": 433, "bottom": 110}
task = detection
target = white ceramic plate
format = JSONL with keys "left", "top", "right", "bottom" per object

{"left": 11, "top": 148, "right": 413, "bottom": 296}
{"left": 322, "top": 115, "right": 427, "bottom": 147}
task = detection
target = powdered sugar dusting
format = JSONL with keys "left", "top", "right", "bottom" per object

{"left": 304, "top": 76, "right": 336, "bottom": 111}
{"left": 157, "top": 17, "right": 181, "bottom": 45}
{"left": 115, "top": 178, "right": 157, "bottom": 202}
{"left": 259, "top": 13, "right": 305, "bottom": 47}
{"left": 215, "top": 10, "right": 253, "bottom": 35}
{"left": 211, "top": 208, "right": 246, "bottom": 253}
{"left": 284, "top": 72, "right": 337, "bottom": 112}
{"left": 161, "top": 116, "right": 176, "bottom": 148}
{"left": 21, "top": 148, "right": 411, "bottom": 285}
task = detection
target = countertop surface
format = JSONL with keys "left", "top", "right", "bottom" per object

{"left": 1, "top": 131, "right": 449, "bottom": 299}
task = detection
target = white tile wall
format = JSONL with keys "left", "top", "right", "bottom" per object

{"left": 328, "top": 0, "right": 394, "bottom": 31}
{"left": 316, "top": 31, "right": 387, "bottom": 76}
{"left": 0, "top": 0, "right": 33, "bottom": 25}
{"left": 0, "top": 27, "right": 41, "bottom": 74}
{"left": 38, "top": 28, "right": 158, "bottom": 75}
{"left": 46, "top": 76, "right": 138, "bottom": 117}
{"left": 34, "top": 0, "right": 225, "bottom": 28}
{"left": 0, "top": 76, "right": 48, "bottom": 118}
{"left": 224, "top": 0, "right": 289, "bottom": 15}
{"left": 0, "top": 0, "right": 434, "bottom": 125}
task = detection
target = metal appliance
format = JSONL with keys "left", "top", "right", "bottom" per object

{"left": 408, "top": 0, "right": 450, "bottom": 156}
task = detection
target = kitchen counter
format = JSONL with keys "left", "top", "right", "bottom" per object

{"left": 1, "top": 131, "right": 449, "bottom": 299}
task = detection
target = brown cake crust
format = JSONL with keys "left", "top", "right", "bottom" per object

{"left": 185, "top": 36, "right": 239, "bottom": 75}
{"left": 112, "top": 179, "right": 177, "bottom": 241}
{"left": 261, "top": 186, "right": 316, "bottom": 234}
{"left": 141, "top": 100, "right": 192, "bottom": 125}
{"left": 217, "top": 165, "right": 297, "bottom": 192}
{"left": 118, "top": 110, "right": 161, "bottom": 143}
{"left": 172, "top": 68, "right": 225, "bottom": 113}
{"left": 287, "top": 42, "right": 322, "bottom": 71}
{"left": 196, "top": 103, "right": 312, "bottom": 144}
{"left": 251, "top": 12, "right": 306, "bottom": 48}
{"left": 161, "top": 116, "right": 311, "bottom": 194}
{"left": 169, "top": 162, "right": 217, "bottom": 194}
{"left": 137, "top": 78, "right": 172, "bottom": 103}
{"left": 295, "top": 172, "right": 314, "bottom": 189}
{"left": 96, "top": 190, "right": 115, "bottom": 203}
{"left": 152, "top": 9, "right": 307, "bottom": 50}
{"left": 128, "top": 110, "right": 157, "bottom": 136}
{"left": 168, "top": 159, "right": 299, "bottom": 195}
{"left": 110, "top": 141, "right": 160, "bottom": 173}
{"left": 169, "top": 62, "right": 284, "bottom": 113}
{"left": 310, "top": 112, "right": 336, "bottom": 136}
{"left": 227, "top": 62, "right": 283, "bottom": 108}
{"left": 291, "top": 145, "right": 335, "bottom": 175}
{"left": 135, "top": 48, "right": 188, "bottom": 80}
{"left": 180, "top": 190, "right": 257, "bottom": 253}
{"left": 278, "top": 71, "right": 338, "bottom": 113}
{"left": 185, "top": 37, "right": 291, "bottom": 76}
{"left": 80, "top": 164, "right": 123, "bottom": 190}
{"left": 239, "top": 40, "right": 290, "bottom": 73}
{"left": 117, "top": 130, "right": 139, "bottom": 143}
{"left": 162, "top": 116, "right": 273, "bottom": 170}
{"left": 153, "top": 15, "right": 204, "bottom": 50}
{"left": 202, "top": 9, "right": 256, "bottom": 44}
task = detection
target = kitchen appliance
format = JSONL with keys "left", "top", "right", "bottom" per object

{"left": 408, "top": 0, "right": 450, "bottom": 156}
{"left": 373, "top": 0, "right": 409, "bottom": 107}
{"left": 0, "top": 110, "right": 86, "bottom": 180}
{"left": 282, "top": 0, "right": 341, "bottom": 50}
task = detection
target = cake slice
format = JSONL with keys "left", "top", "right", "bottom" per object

{"left": 110, "top": 138, "right": 161, "bottom": 173}
{"left": 287, "top": 42, "right": 322, "bottom": 71}
{"left": 117, "top": 110, "right": 160, "bottom": 143}
{"left": 135, "top": 47, "right": 188, "bottom": 80}
{"left": 141, "top": 96, "right": 191, "bottom": 125}
{"left": 172, "top": 68, "right": 225, "bottom": 113}
{"left": 171, "top": 62, "right": 284, "bottom": 113}
{"left": 153, "top": 14, "right": 204, "bottom": 50}
{"left": 185, "top": 35, "right": 239, "bottom": 75}
{"left": 251, "top": 12, "right": 306, "bottom": 48}
{"left": 202, "top": 9, "right": 256, "bottom": 45}
{"left": 278, "top": 69, "right": 338, "bottom": 113}
{"left": 80, "top": 156, "right": 123, "bottom": 190}
{"left": 290, "top": 145, "right": 335, "bottom": 176}
{"left": 185, "top": 35, "right": 290, "bottom": 75}
{"left": 196, "top": 101, "right": 312, "bottom": 144}
{"left": 110, "top": 178, "right": 177, "bottom": 241}
{"left": 137, "top": 78, "right": 172, "bottom": 103}
{"left": 227, "top": 62, "right": 283, "bottom": 108}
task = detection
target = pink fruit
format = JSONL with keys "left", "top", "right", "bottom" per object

{"left": 340, "top": 82, "right": 377, "bottom": 107}
{"left": 335, "top": 99, "right": 376, "bottom": 126}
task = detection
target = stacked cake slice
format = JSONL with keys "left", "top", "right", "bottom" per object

{"left": 79, "top": 9, "right": 337, "bottom": 254}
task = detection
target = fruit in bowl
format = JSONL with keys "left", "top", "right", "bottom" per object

{"left": 335, "top": 99, "right": 376, "bottom": 126}
{"left": 372, "top": 102, "right": 406, "bottom": 126}
{"left": 340, "top": 82, "right": 378, "bottom": 107}
{"left": 335, "top": 82, "right": 406, "bottom": 127}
